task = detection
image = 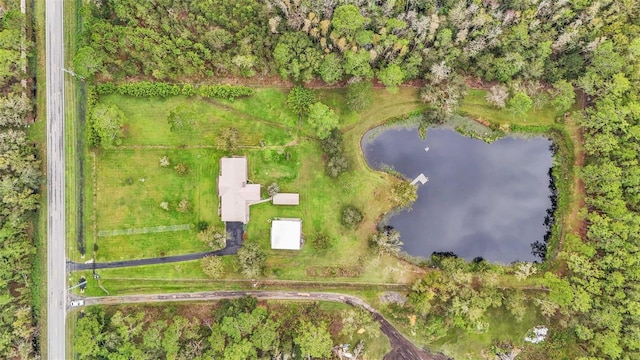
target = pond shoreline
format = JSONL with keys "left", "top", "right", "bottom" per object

{"left": 361, "top": 123, "right": 555, "bottom": 263}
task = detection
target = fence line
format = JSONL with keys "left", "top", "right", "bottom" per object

{"left": 98, "top": 224, "right": 191, "bottom": 237}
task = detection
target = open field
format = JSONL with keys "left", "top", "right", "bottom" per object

{"left": 100, "top": 90, "right": 297, "bottom": 147}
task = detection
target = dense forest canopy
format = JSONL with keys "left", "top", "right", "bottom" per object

{"left": 76, "top": 0, "right": 640, "bottom": 359}
{"left": 82, "top": 0, "right": 636, "bottom": 85}
{"left": 0, "top": 1, "right": 40, "bottom": 359}
{"left": 74, "top": 297, "right": 378, "bottom": 360}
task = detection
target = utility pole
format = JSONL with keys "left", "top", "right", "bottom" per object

{"left": 61, "top": 67, "right": 85, "bottom": 80}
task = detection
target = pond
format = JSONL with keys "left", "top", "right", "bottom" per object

{"left": 362, "top": 126, "right": 554, "bottom": 263}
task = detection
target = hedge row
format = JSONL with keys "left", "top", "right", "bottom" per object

{"left": 198, "top": 84, "right": 254, "bottom": 100}
{"left": 95, "top": 82, "right": 253, "bottom": 100}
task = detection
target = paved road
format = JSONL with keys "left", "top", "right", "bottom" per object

{"left": 77, "top": 291, "right": 450, "bottom": 360}
{"left": 69, "top": 222, "right": 245, "bottom": 271}
{"left": 46, "top": 0, "right": 66, "bottom": 359}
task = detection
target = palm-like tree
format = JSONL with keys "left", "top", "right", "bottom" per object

{"left": 370, "top": 229, "right": 403, "bottom": 255}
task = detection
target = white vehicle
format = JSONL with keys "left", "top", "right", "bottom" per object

{"left": 69, "top": 300, "right": 84, "bottom": 307}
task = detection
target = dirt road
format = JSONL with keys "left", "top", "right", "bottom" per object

{"left": 79, "top": 290, "right": 450, "bottom": 360}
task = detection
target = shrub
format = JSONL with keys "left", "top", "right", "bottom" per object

{"left": 197, "top": 226, "right": 228, "bottom": 250}
{"left": 159, "top": 156, "right": 170, "bottom": 167}
{"left": 95, "top": 82, "right": 252, "bottom": 99}
{"left": 160, "top": 202, "right": 169, "bottom": 211}
{"left": 321, "top": 129, "right": 350, "bottom": 178}
{"left": 181, "top": 84, "right": 197, "bottom": 97}
{"left": 311, "top": 233, "right": 332, "bottom": 250}
{"left": 196, "top": 221, "right": 209, "bottom": 232}
{"left": 327, "top": 154, "right": 349, "bottom": 178}
{"left": 95, "top": 82, "right": 117, "bottom": 95}
{"left": 177, "top": 199, "right": 191, "bottom": 213}
{"left": 198, "top": 84, "right": 253, "bottom": 101}
{"left": 391, "top": 181, "right": 417, "bottom": 209}
{"left": 201, "top": 256, "right": 224, "bottom": 279}
{"left": 174, "top": 162, "right": 189, "bottom": 175}
{"left": 341, "top": 205, "right": 364, "bottom": 228}
{"left": 267, "top": 182, "right": 280, "bottom": 197}
{"left": 220, "top": 127, "right": 240, "bottom": 152}
{"left": 99, "top": 81, "right": 181, "bottom": 97}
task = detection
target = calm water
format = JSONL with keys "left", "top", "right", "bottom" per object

{"left": 362, "top": 126, "right": 553, "bottom": 263}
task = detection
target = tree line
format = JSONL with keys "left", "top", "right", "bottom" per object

{"left": 0, "top": 3, "right": 40, "bottom": 359}
{"left": 96, "top": 82, "right": 253, "bottom": 100}
{"left": 74, "top": 296, "right": 379, "bottom": 360}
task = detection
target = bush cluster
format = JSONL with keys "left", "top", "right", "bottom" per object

{"left": 321, "top": 129, "right": 349, "bottom": 178}
{"left": 95, "top": 82, "right": 253, "bottom": 100}
{"left": 198, "top": 84, "right": 254, "bottom": 101}
{"left": 341, "top": 205, "right": 364, "bottom": 229}
{"left": 96, "top": 81, "right": 181, "bottom": 97}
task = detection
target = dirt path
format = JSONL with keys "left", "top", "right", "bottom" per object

{"left": 77, "top": 290, "right": 450, "bottom": 360}
{"left": 562, "top": 113, "right": 586, "bottom": 243}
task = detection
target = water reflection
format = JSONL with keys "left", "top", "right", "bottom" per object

{"left": 362, "top": 126, "right": 554, "bottom": 263}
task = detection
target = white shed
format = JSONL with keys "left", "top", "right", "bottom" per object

{"left": 270, "top": 218, "right": 302, "bottom": 250}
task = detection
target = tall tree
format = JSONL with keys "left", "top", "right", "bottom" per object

{"left": 346, "top": 81, "right": 373, "bottom": 112}
{"left": 91, "top": 103, "right": 126, "bottom": 149}
{"left": 236, "top": 242, "right": 266, "bottom": 278}
{"left": 73, "top": 46, "right": 103, "bottom": 79}
{"left": 377, "top": 64, "right": 405, "bottom": 92}
{"left": 287, "top": 86, "right": 316, "bottom": 117}
{"left": 294, "top": 321, "right": 333, "bottom": 360}
{"left": 307, "top": 102, "right": 340, "bottom": 139}
{"left": 506, "top": 92, "right": 533, "bottom": 119}
{"left": 273, "top": 32, "right": 322, "bottom": 83}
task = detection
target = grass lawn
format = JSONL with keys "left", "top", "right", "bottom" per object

{"left": 94, "top": 148, "right": 222, "bottom": 260}
{"left": 460, "top": 89, "right": 557, "bottom": 127}
{"left": 100, "top": 92, "right": 296, "bottom": 147}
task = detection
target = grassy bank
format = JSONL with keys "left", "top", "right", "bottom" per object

{"left": 460, "top": 89, "right": 557, "bottom": 126}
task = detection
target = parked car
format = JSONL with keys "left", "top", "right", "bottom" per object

{"left": 69, "top": 300, "right": 84, "bottom": 307}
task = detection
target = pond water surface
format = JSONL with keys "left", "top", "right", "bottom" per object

{"left": 362, "top": 126, "right": 554, "bottom": 263}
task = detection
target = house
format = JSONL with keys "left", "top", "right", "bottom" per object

{"left": 270, "top": 218, "right": 302, "bottom": 250}
{"left": 218, "top": 157, "right": 261, "bottom": 223}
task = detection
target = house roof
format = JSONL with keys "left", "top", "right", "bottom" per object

{"left": 272, "top": 193, "right": 300, "bottom": 205}
{"left": 270, "top": 219, "right": 302, "bottom": 250}
{"left": 218, "top": 157, "right": 261, "bottom": 223}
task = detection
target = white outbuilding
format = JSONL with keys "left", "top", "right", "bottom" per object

{"left": 270, "top": 218, "right": 302, "bottom": 250}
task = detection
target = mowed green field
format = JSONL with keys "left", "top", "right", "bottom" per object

{"left": 100, "top": 90, "right": 297, "bottom": 146}
{"left": 94, "top": 148, "right": 222, "bottom": 260}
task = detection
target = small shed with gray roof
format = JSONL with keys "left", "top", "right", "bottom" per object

{"left": 272, "top": 193, "right": 300, "bottom": 205}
